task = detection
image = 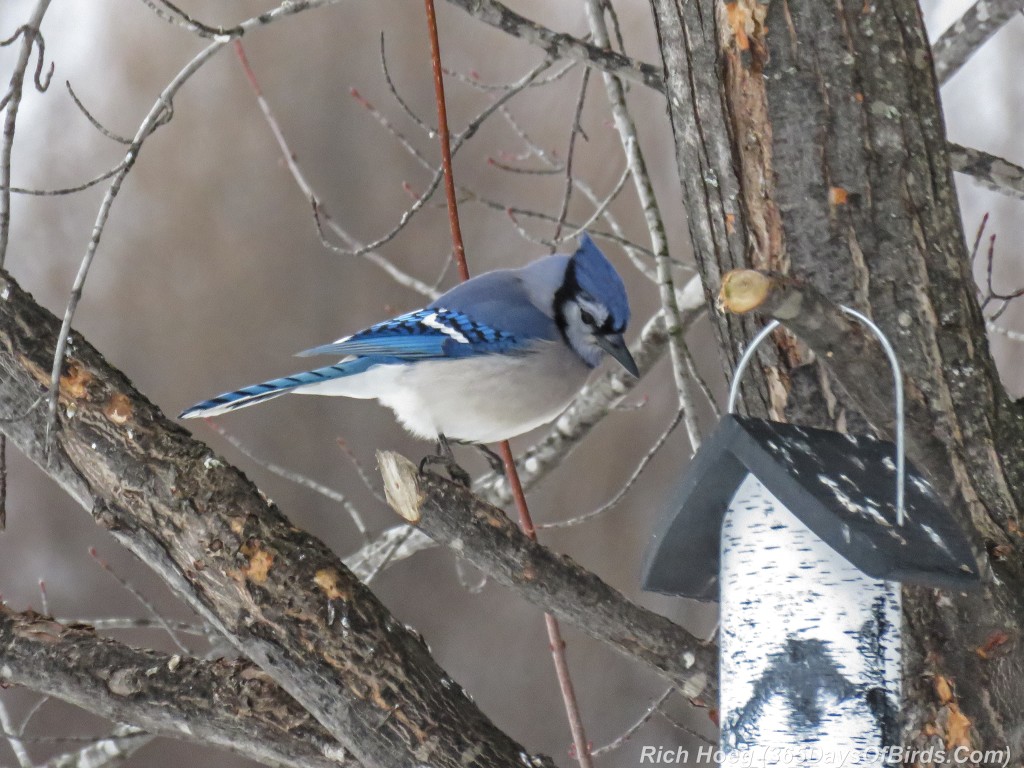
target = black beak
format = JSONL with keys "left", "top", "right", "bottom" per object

{"left": 596, "top": 333, "right": 639, "bottom": 378}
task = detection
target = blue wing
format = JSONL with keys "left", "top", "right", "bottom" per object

{"left": 296, "top": 308, "right": 523, "bottom": 360}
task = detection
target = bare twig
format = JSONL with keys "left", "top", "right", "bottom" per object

{"left": 44, "top": 724, "right": 153, "bottom": 768}
{"left": 932, "top": 0, "right": 1024, "bottom": 85}
{"left": 949, "top": 142, "right": 1024, "bottom": 201}
{"left": 1, "top": 0, "right": 54, "bottom": 268}
{"left": 424, "top": 0, "right": 470, "bottom": 281}
{"left": 591, "top": 687, "right": 675, "bottom": 756}
{"left": 136, "top": 0, "right": 244, "bottom": 39}
{"left": 0, "top": 697, "right": 33, "bottom": 768}
{"left": 56, "top": 617, "right": 212, "bottom": 636}
{"left": 233, "top": 41, "right": 438, "bottom": 299}
{"left": 538, "top": 404, "right": 685, "bottom": 530}
{"left": 442, "top": 0, "right": 665, "bottom": 93}
{"left": 342, "top": 524, "right": 436, "bottom": 581}
{"left": 584, "top": 0, "right": 702, "bottom": 453}
{"left": 10, "top": 161, "right": 124, "bottom": 196}
{"left": 45, "top": 40, "right": 222, "bottom": 451}
{"left": 205, "top": 419, "right": 370, "bottom": 542}
{"left": 336, "top": 438, "right": 388, "bottom": 507}
{"left": 422, "top": 3, "right": 593, "bottom": 760}
{"left": 552, "top": 68, "right": 591, "bottom": 245}
{"left": 64, "top": 81, "right": 131, "bottom": 144}
{"left": 89, "top": 547, "right": 190, "bottom": 655}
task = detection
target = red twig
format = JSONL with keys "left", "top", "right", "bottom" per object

{"left": 423, "top": 0, "right": 470, "bottom": 283}
{"left": 423, "top": 2, "right": 594, "bottom": 764}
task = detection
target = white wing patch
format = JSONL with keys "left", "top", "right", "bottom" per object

{"left": 422, "top": 310, "right": 470, "bottom": 344}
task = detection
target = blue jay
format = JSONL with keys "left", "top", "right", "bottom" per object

{"left": 180, "top": 234, "right": 638, "bottom": 446}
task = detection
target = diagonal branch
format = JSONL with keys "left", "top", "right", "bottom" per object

{"left": 0, "top": 268, "right": 554, "bottom": 768}
{"left": 0, "top": 606, "right": 351, "bottom": 768}
{"left": 443, "top": 0, "right": 665, "bottom": 93}
{"left": 378, "top": 452, "right": 715, "bottom": 701}
{"left": 932, "top": 0, "right": 1024, "bottom": 85}
{"left": 948, "top": 142, "right": 1024, "bottom": 201}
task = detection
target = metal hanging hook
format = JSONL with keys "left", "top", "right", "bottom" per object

{"left": 726, "top": 308, "right": 905, "bottom": 526}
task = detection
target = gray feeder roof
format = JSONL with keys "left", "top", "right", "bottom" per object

{"left": 642, "top": 415, "right": 980, "bottom": 601}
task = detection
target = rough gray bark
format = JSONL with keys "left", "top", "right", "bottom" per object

{"left": 650, "top": 0, "right": 1024, "bottom": 756}
{"left": 378, "top": 451, "right": 715, "bottom": 702}
{"left": 0, "top": 606, "right": 349, "bottom": 768}
{"left": 0, "top": 268, "right": 555, "bottom": 768}
{"left": 932, "top": 0, "right": 1024, "bottom": 85}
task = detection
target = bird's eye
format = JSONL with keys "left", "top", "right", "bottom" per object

{"left": 580, "top": 309, "right": 596, "bottom": 326}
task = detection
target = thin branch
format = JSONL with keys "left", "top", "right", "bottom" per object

{"left": 336, "top": 437, "right": 388, "bottom": 507}
{"left": 0, "top": 697, "right": 33, "bottom": 768}
{"left": 584, "top": 0, "right": 702, "bottom": 452}
{"left": 1, "top": 0, "right": 54, "bottom": 268}
{"left": 44, "top": 724, "right": 153, "bottom": 768}
{"left": 321, "top": 60, "right": 553, "bottom": 260}
{"left": 43, "top": 0, "right": 368, "bottom": 452}
{"left": 379, "top": 35, "right": 435, "bottom": 136}
{"left": 932, "top": 0, "right": 1024, "bottom": 85}
{"left": 442, "top": 0, "right": 665, "bottom": 93}
{"left": 136, "top": 0, "right": 244, "bottom": 38}
{"left": 10, "top": 160, "right": 125, "bottom": 197}
{"left": 423, "top": 0, "right": 470, "bottom": 281}
{"left": 89, "top": 547, "right": 190, "bottom": 655}
{"left": 56, "top": 617, "right": 212, "bottom": 636}
{"left": 206, "top": 419, "right": 370, "bottom": 542}
{"left": 591, "top": 687, "right": 675, "bottom": 757}
{"left": 233, "top": 41, "right": 439, "bottom": 299}
{"left": 949, "top": 142, "right": 1024, "bottom": 201}
{"left": 342, "top": 524, "right": 436, "bottom": 581}
{"left": 552, "top": 68, "right": 591, "bottom": 245}
{"left": 538, "top": 403, "right": 685, "bottom": 530}
{"left": 378, "top": 451, "right": 716, "bottom": 699}
{"left": 45, "top": 40, "right": 222, "bottom": 451}
{"left": 65, "top": 81, "right": 132, "bottom": 145}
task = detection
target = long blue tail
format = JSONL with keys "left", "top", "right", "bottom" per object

{"left": 179, "top": 359, "right": 375, "bottom": 419}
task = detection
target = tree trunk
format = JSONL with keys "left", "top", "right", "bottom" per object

{"left": 650, "top": 0, "right": 1024, "bottom": 756}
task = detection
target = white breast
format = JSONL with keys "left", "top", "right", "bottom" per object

{"left": 292, "top": 342, "right": 592, "bottom": 443}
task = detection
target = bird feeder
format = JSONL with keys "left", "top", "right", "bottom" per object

{"left": 642, "top": 311, "right": 979, "bottom": 765}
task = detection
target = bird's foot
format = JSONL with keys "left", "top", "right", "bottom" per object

{"left": 419, "top": 434, "right": 472, "bottom": 486}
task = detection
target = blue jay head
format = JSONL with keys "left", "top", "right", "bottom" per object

{"left": 555, "top": 234, "right": 639, "bottom": 376}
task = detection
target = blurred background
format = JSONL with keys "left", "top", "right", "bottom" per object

{"left": 0, "top": 0, "right": 1021, "bottom": 765}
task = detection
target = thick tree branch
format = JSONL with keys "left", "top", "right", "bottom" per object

{"left": 0, "top": 269, "right": 554, "bottom": 768}
{"left": 443, "top": 0, "right": 665, "bottom": 93}
{"left": 0, "top": 606, "right": 350, "bottom": 768}
{"left": 932, "top": 0, "right": 1024, "bottom": 85}
{"left": 948, "top": 142, "right": 1024, "bottom": 201}
{"left": 378, "top": 452, "right": 715, "bottom": 703}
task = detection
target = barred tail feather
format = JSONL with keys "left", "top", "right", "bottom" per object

{"left": 179, "top": 362, "right": 363, "bottom": 419}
